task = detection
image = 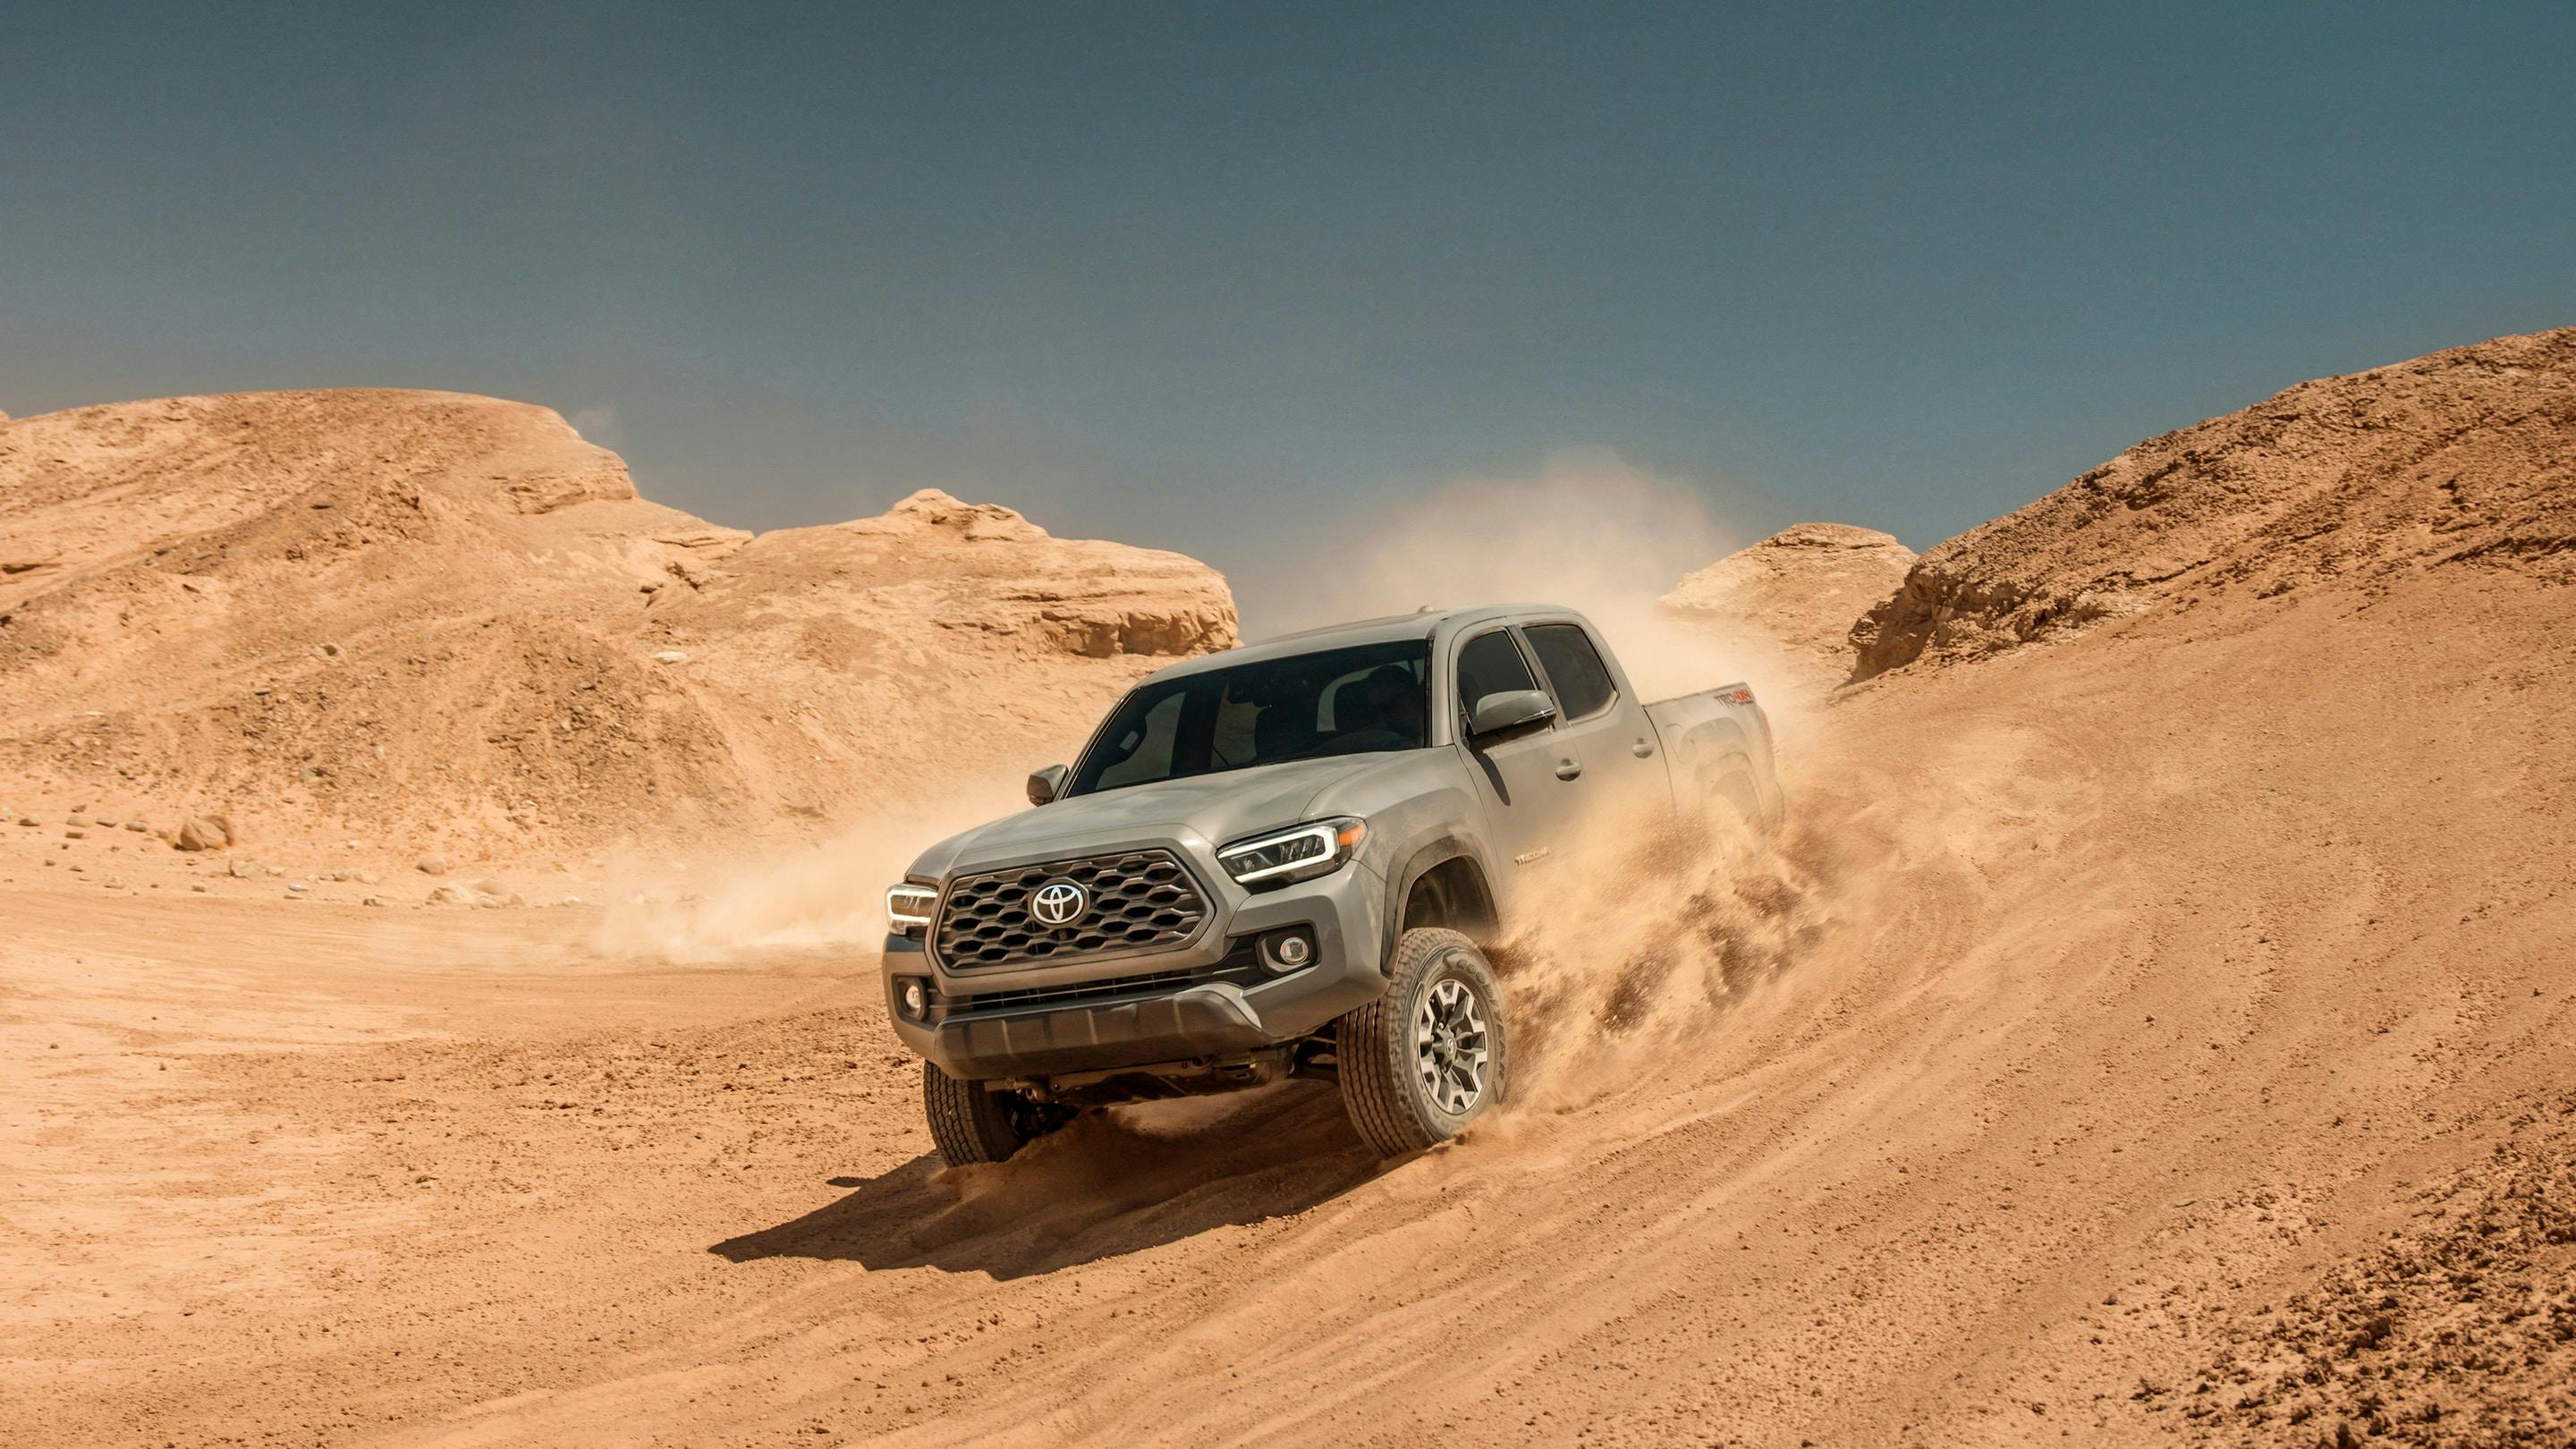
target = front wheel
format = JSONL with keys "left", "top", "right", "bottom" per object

{"left": 920, "top": 1063, "right": 1072, "bottom": 1166}
{"left": 1335, "top": 928, "right": 1511, "bottom": 1157}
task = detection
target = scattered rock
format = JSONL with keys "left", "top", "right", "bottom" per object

{"left": 173, "top": 816, "right": 233, "bottom": 852}
{"left": 123, "top": 821, "right": 147, "bottom": 834}
{"left": 652, "top": 649, "right": 689, "bottom": 664}
{"left": 417, "top": 857, "right": 449, "bottom": 876}
{"left": 227, "top": 859, "right": 255, "bottom": 878}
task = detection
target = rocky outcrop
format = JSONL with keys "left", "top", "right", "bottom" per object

{"left": 1852, "top": 326, "right": 2576, "bottom": 678}
{"left": 0, "top": 391, "right": 1239, "bottom": 860}
{"left": 1659, "top": 523, "right": 1916, "bottom": 699}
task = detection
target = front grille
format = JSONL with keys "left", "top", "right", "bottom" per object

{"left": 932, "top": 849, "right": 1209, "bottom": 970}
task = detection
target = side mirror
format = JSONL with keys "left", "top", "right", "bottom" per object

{"left": 1468, "top": 689, "right": 1555, "bottom": 741}
{"left": 1026, "top": 764, "right": 1070, "bottom": 807}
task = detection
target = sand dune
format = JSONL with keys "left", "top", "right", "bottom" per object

{"left": 4, "top": 332, "right": 2571, "bottom": 1446}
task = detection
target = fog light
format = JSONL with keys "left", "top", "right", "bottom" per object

{"left": 1261, "top": 928, "right": 1316, "bottom": 973}
{"left": 900, "top": 979, "right": 928, "bottom": 1019}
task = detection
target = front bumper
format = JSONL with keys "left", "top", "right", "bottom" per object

{"left": 882, "top": 851, "right": 1388, "bottom": 1082}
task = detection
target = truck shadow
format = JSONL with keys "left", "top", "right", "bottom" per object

{"left": 708, "top": 1082, "right": 1376, "bottom": 1279}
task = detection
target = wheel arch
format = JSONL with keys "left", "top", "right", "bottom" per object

{"left": 1383, "top": 835, "right": 1502, "bottom": 954}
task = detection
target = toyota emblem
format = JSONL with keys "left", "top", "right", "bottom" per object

{"left": 1029, "top": 878, "right": 1089, "bottom": 927}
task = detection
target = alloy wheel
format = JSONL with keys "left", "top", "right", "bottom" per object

{"left": 1412, "top": 975, "right": 1490, "bottom": 1115}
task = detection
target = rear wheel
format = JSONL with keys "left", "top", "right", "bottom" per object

{"left": 1335, "top": 928, "right": 1510, "bottom": 1157}
{"left": 920, "top": 1063, "right": 1072, "bottom": 1166}
{"left": 1707, "top": 751, "right": 1782, "bottom": 835}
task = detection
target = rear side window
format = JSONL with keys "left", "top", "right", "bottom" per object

{"left": 1524, "top": 623, "right": 1617, "bottom": 721}
{"left": 1455, "top": 630, "right": 1538, "bottom": 716}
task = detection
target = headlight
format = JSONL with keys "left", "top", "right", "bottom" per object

{"left": 1216, "top": 818, "right": 1368, "bottom": 886}
{"left": 886, "top": 882, "right": 938, "bottom": 935}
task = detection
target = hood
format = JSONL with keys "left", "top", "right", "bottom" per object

{"left": 908, "top": 755, "right": 1385, "bottom": 877}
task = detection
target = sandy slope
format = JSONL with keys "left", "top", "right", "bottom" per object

{"left": 4, "top": 333, "right": 2573, "bottom": 1447}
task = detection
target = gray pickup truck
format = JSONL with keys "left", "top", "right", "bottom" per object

{"left": 881, "top": 605, "right": 1781, "bottom": 1164}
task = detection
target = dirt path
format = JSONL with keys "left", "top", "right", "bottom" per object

{"left": 5, "top": 571, "right": 2571, "bottom": 1447}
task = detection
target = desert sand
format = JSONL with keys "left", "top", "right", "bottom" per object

{"left": 3, "top": 329, "right": 2571, "bottom": 1447}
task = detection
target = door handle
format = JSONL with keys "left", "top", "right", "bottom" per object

{"left": 1555, "top": 759, "right": 1582, "bottom": 781}
{"left": 1631, "top": 740, "right": 1655, "bottom": 758}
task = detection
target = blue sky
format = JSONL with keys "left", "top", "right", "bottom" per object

{"left": 4, "top": 2, "right": 2570, "bottom": 626}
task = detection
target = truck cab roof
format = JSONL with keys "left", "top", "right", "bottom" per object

{"left": 1146, "top": 605, "right": 1583, "bottom": 681}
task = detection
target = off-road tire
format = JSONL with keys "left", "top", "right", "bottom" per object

{"left": 1336, "top": 928, "right": 1510, "bottom": 1157}
{"left": 921, "top": 1064, "right": 1066, "bottom": 1166}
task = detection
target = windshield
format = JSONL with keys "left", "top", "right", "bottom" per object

{"left": 1067, "top": 640, "right": 1431, "bottom": 797}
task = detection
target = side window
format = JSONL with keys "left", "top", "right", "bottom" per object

{"left": 1454, "top": 629, "right": 1539, "bottom": 721}
{"left": 1095, "top": 690, "right": 1185, "bottom": 790}
{"left": 1524, "top": 623, "right": 1617, "bottom": 722}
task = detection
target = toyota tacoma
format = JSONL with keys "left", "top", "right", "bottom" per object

{"left": 881, "top": 606, "right": 1782, "bottom": 1164}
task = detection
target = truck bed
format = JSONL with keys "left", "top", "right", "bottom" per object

{"left": 1642, "top": 681, "right": 1778, "bottom": 804}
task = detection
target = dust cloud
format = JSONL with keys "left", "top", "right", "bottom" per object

{"left": 591, "top": 781, "right": 1031, "bottom": 962}
{"left": 1482, "top": 812, "right": 1824, "bottom": 1114}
